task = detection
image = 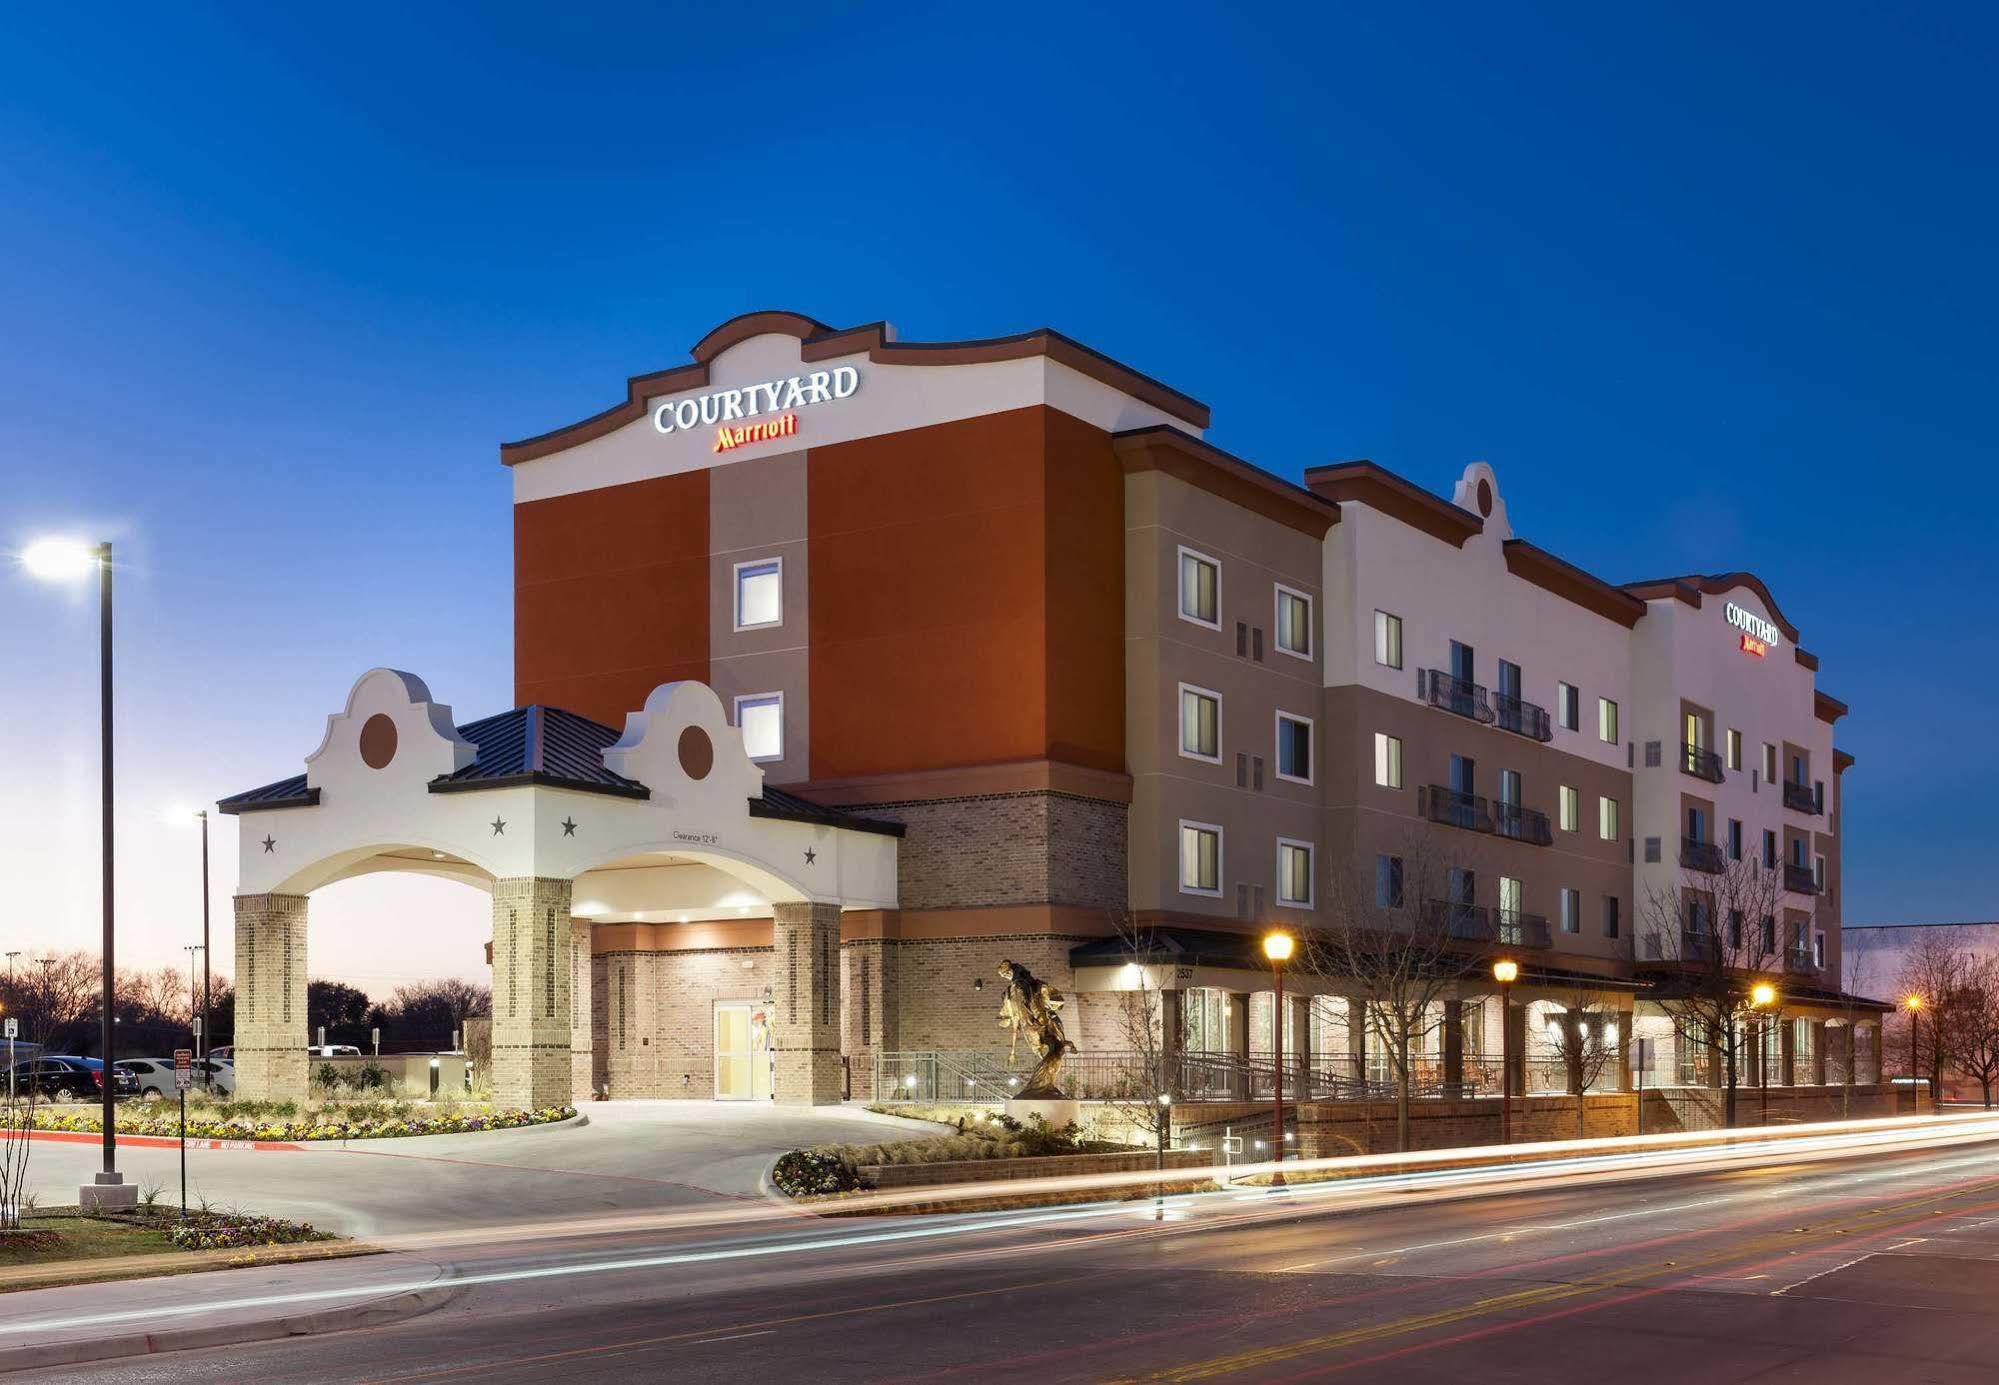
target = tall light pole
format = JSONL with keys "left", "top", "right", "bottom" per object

{"left": 23, "top": 537, "right": 134, "bottom": 1210}
{"left": 1494, "top": 959, "right": 1519, "bottom": 1144}
{"left": 1263, "top": 931, "right": 1294, "bottom": 1186}
{"left": 167, "top": 807, "right": 214, "bottom": 1085}
{"left": 1904, "top": 994, "right": 1925, "bottom": 1113}
{"left": 1750, "top": 982, "right": 1776, "bottom": 1125}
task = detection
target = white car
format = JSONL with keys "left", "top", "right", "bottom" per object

{"left": 116, "top": 1057, "right": 235, "bottom": 1100}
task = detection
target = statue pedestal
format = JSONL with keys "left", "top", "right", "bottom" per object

{"left": 1005, "top": 1096, "right": 1083, "bottom": 1130}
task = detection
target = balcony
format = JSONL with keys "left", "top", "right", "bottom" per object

{"left": 1495, "top": 909, "right": 1553, "bottom": 949}
{"left": 1681, "top": 741, "right": 1725, "bottom": 784}
{"left": 1493, "top": 692, "right": 1553, "bottom": 743}
{"left": 1641, "top": 929, "right": 1719, "bottom": 964}
{"left": 1494, "top": 801, "right": 1554, "bottom": 846}
{"left": 1786, "top": 946, "right": 1820, "bottom": 974}
{"left": 1782, "top": 780, "right": 1822, "bottom": 815}
{"left": 1421, "top": 901, "right": 1552, "bottom": 949}
{"left": 1420, "top": 669, "right": 1495, "bottom": 725}
{"left": 1783, "top": 862, "right": 1820, "bottom": 895}
{"left": 1680, "top": 837, "right": 1725, "bottom": 874}
{"left": 1419, "top": 785, "right": 1493, "bottom": 834}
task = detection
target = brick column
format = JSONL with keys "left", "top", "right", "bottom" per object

{"left": 233, "top": 893, "right": 309, "bottom": 1102}
{"left": 1228, "top": 992, "right": 1252, "bottom": 1059}
{"left": 490, "top": 877, "right": 575, "bottom": 1110}
{"left": 1442, "top": 1000, "right": 1465, "bottom": 1089}
{"left": 772, "top": 901, "right": 843, "bottom": 1104}
{"left": 570, "top": 919, "right": 595, "bottom": 1100}
{"left": 1780, "top": 1017, "right": 1796, "bottom": 1088}
{"left": 1813, "top": 1021, "right": 1829, "bottom": 1086}
{"left": 841, "top": 938, "right": 899, "bottom": 1101}
{"left": 1614, "top": 1011, "right": 1634, "bottom": 1091}
{"left": 1158, "top": 988, "right": 1184, "bottom": 1095}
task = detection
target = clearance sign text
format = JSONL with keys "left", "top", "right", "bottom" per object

{"left": 651, "top": 366, "right": 861, "bottom": 454}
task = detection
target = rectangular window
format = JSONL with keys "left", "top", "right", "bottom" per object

{"left": 1763, "top": 829, "right": 1778, "bottom": 869}
{"left": 1276, "top": 712, "right": 1313, "bottom": 784}
{"left": 1556, "top": 682, "right": 1579, "bottom": 731}
{"left": 1277, "top": 839, "right": 1314, "bottom": 907}
{"left": 1498, "top": 659, "right": 1522, "bottom": 701}
{"left": 1450, "top": 640, "right": 1475, "bottom": 684}
{"left": 732, "top": 558, "right": 783, "bottom": 631}
{"left": 1762, "top": 743, "right": 1778, "bottom": 785}
{"left": 1598, "top": 697, "right": 1619, "bottom": 745}
{"left": 1498, "top": 875, "right": 1523, "bottom": 920}
{"left": 1725, "top": 728, "right": 1742, "bottom": 771}
{"left": 1761, "top": 915, "right": 1776, "bottom": 952}
{"left": 1560, "top": 888, "right": 1580, "bottom": 934}
{"left": 1374, "top": 610, "right": 1403, "bottom": 669}
{"left": 1178, "top": 821, "right": 1222, "bottom": 895}
{"left": 1727, "top": 819, "right": 1743, "bottom": 860}
{"left": 734, "top": 693, "right": 784, "bottom": 761}
{"left": 1178, "top": 547, "right": 1220, "bottom": 628}
{"left": 1376, "top": 854, "right": 1405, "bottom": 909}
{"left": 1373, "top": 732, "right": 1402, "bottom": 789}
{"left": 1728, "top": 909, "right": 1744, "bottom": 948}
{"left": 1603, "top": 895, "right": 1620, "bottom": 939}
{"left": 1814, "top": 931, "right": 1826, "bottom": 968}
{"left": 1274, "top": 585, "right": 1312, "bottom": 659}
{"left": 1498, "top": 767, "right": 1521, "bottom": 807}
{"left": 1599, "top": 796, "right": 1619, "bottom": 841}
{"left": 1814, "top": 853, "right": 1826, "bottom": 889}
{"left": 1559, "top": 786, "right": 1579, "bottom": 833}
{"left": 1178, "top": 684, "right": 1221, "bottom": 762}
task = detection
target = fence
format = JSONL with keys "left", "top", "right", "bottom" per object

{"left": 876, "top": 1050, "right": 1527, "bottom": 1106}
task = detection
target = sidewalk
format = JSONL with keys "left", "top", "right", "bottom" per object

{"left": 0, "top": 1249, "right": 451, "bottom": 1373}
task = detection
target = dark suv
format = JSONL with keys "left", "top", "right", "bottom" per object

{"left": 4, "top": 1055, "right": 139, "bottom": 1102}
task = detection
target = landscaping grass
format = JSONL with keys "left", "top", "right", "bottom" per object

{"left": 0, "top": 1209, "right": 372, "bottom": 1293}
{"left": 0, "top": 1214, "right": 175, "bottom": 1268}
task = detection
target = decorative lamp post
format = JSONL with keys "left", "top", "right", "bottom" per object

{"left": 22, "top": 537, "right": 134, "bottom": 1210}
{"left": 1749, "top": 982, "right": 1776, "bottom": 1125}
{"left": 1904, "top": 994, "right": 1925, "bottom": 1112}
{"left": 1263, "top": 931, "right": 1294, "bottom": 1186}
{"left": 1493, "top": 959, "right": 1519, "bottom": 1144}
{"left": 166, "top": 807, "right": 214, "bottom": 1088}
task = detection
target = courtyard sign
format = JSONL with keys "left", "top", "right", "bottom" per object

{"left": 652, "top": 366, "right": 861, "bottom": 444}
{"left": 1725, "top": 601, "right": 1780, "bottom": 655}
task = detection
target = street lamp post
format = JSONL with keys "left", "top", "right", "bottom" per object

{"left": 1750, "top": 982, "right": 1776, "bottom": 1126}
{"left": 169, "top": 808, "right": 214, "bottom": 1088}
{"left": 23, "top": 537, "right": 134, "bottom": 1210}
{"left": 1493, "top": 960, "right": 1519, "bottom": 1144}
{"left": 1905, "top": 994, "right": 1925, "bottom": 1113}
{"left": 1262, "top": 932, "right": 1294, "bottom": 1187}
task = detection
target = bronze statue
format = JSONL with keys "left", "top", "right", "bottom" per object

{"left": 997, "top": 960, "right": 1075, "bottom": 1098}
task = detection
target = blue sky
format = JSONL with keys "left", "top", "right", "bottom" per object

{"left": 3, "top": 4, "right": 1993, "bottom": 990}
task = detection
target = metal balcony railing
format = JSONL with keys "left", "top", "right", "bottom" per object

{"left": 1495, "top": 801, "right": 1554, "bottom": 846}
{"left": 1782, "top": 780, "right": 1822, "bottom": 814}
{"left": 1495, "top": 909, "right": 1554, "bottom": 949}
{"left": 1420, "top": 669, "right": 1495, "bottom": 724}
{"left": 1493, "top": 692, "right": 1553, "bottom": 743}
{"left": 1785, "top": 946, "right": 1820, "bottom": 974}
{"left": 1421, "top": 899, "right": 1496, "bottom": 945}
{"left": 1681, "top": 741, "right": 1725, "bottom": 784}
{"left": 1419, "top": 785, "right": 1493, "bottom": 834}
{"left": 1646, "top": 928, "right": 1720, "bottom": 964}
{"left": 1784, "top": 863, "right": 1820, "bottom": 895}
{"left": 1680, "top": 837, "right": 1725, "bottom": 874}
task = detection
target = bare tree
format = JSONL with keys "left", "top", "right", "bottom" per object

{"left": 22, "top": 952, "right": 97, "bottom": 1049}
{"left": 1951, "top": 953, "right": 1999, "bottom": 1109}
{"left": 1304, "top": 831, "right": 1474, "bottom": 1153}
{"left": 1539, "top": 984, "right": 1624, "bottom": 1139}
{"left": 1827, "top": 902, "right": 1877, "bottom": 1116}
{"left": 0, "top": 1078, "right": 33, "bottom": 1231}
{"left": 1096, "top": 916, "right": 1176, "bottom": 1150}
{"left": 1897, "top": 928, "right": 1973, "bottom": 1101}
{"left": 1639, "top": 853, "right": 1787, "bottom": 1127}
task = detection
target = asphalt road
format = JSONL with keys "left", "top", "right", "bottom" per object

{"left": 19, "top": 1127, "right": 1999, "bottom": 1383}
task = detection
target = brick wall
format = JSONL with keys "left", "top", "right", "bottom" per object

{"left": 233, "top": 892, "right": 309, "bottom": 1102}
{"left": 594, "top": 945, "right": 774, "bottom": 1098}
{"left": 845, "top": 792, "right": 1126, "bottom": 911}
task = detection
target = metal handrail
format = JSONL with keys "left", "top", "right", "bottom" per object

{"left": 1782, "top": 780, "right": 1821, "bottom": 814}
{"left": 1496, "top": 909, "right": 1554, "bottom": 949}
{"left": 1785, "top": 946, "right": 1820, "bottom": 973}
{"left": 1681, "top": 741, "right": 1725, "bottom": 783}
{"left": 1420, "top": 669, "right": 1495, "bottom": 724}
{"left": 1493, "top": 692, "right": 1553, "bottom": 742}
{"left": 1419, "top": 784, "right": 1494, "bottom": 833}
{"left": 1680, "top": 837, "right": 1725, "bottom": 874}
{"left": 1783, "top": 863, "right": 1820, "bottom": 895}
{"left": 1495, "top": 801, "right": 1553, "bottom": 846}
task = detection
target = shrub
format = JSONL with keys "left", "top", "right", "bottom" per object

{"left": 771, "top": 1150, "right": 860, "bottom": 1197}
{"left": 165, "top": 1210, "right": 330, "bottom": 1252}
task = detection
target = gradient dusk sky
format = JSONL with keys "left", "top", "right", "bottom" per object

{"left": 3, "top": 5, "right": 1994, "bottom": 996}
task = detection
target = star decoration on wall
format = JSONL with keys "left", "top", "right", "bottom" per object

{"left": 561, "top": 817, "right": 578, "bottom": 837}
{"left": 261, "top": 835, "right": 275, "bottom": 853}
{"left": 490, "top": 817, "right": 506, "bottom": 836}
{"left": 803, "top": 847, "right": 817, "bottom": 865}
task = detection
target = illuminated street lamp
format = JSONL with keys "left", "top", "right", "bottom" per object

{"left": 1263, "top": 931, "right": 1294, "bottom": 1186}
{"left": 1904, "top": 994, "right": 1925, "bottom": 1111}
{"left": 21, "top": 537, "right": 134, "bottom": 1210}
{"left": 1493, "top": 959, "right": 1519, "bottom": 1144}
{"left": 1749, "top": 982, "right": 1777, "bottom": 1125}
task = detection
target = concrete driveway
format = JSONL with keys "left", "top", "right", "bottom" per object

{"left": 20, "top": 1101, "right": 941, "bottom": 1238}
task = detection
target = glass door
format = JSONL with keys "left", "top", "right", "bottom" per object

{"left": 714, "top": 1003, "right": 773, "bottom": 1100}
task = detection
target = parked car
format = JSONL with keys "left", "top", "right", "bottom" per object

{"left": 5, "top": 1055, "right": 139, "bottom": 1102}
{"left": 306, "top": 1044, "right": 362, "bottom": 1058}
{"left": 207, "top": 1045, "right": 232, "bottom": 1062}
{"left": 116, "top": 1058, "right": 236, "bottom": 1100}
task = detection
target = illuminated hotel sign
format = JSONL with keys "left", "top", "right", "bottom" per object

{"left": 1725, "top": 601, "right": 1780, "bottom": 657}
{"left": 652, "top": 366, "right": 861, "bottom": 453}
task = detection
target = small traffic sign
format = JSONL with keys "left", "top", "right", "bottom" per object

{"left": 174, "top": 1048, "right": 195, "bottom": 1092}
{"left": 2, "top": 1018, "right": 15, "bottom": 1039}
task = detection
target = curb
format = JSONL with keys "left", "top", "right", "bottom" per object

{"left": 0, "top": 1283, "right": 458, "bottom": 1374}
{"left": 25, "top": 1129, "right": 305, "bottom": 1153}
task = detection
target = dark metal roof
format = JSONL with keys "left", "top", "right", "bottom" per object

{"left": 1070, "top": 928, "right": 1270, "bottom": 970}
{"left": 750, "top": 785, "right": 904, "bottom": 838}
{"left": 430, "top": 706, "right": 649, "bottom": 800}
{"left": 215, "top": 775, "right": 319, "bottom": 815}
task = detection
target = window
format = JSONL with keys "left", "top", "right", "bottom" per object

{"left": 1178, "top": 821, "right": 1222, "bottom": 896}
{"left": 1725, "top": 728, "right": 1742, "bottom": 771}
{"left": 1556, "top": 682, "right": 1579, "bottom": 731}
{"left": 1644, "top": 836, "right": 1661, "bottom": 863}
{"left": 1727, "top": 819, "right": 1743, "bottom": 860}
{"left": 1498, "top": 659, "right": 1521, "bottom": 700}
{"left": 1178, "top": 547, "right": 1220, "bottom": 628}
{"left": 1728, "top": 909, "right": 1744, "bottom": 948}
{"left": 1763, "top": 829, "right": 1778, "bottom": 869}
{"left": 1376, "top": 854, "right": 1405, "bottom": 908}
{"left": 1373, "top": 610, "right": 1403, "bottom": 669}
{"left": 1760, "top": 915, "right": 1776, "bottom": 952}
{"left": 1178, "top": 684, "right": 1221, "bottom": 762}
{"left": 1560, "top": 887, "right": 1581, "bottom": 934}
{"left": 1498, "top": 875, "right": 1523, "bottom": 921}
{"left": 1373, "top": 732, "right": 1402, "bottom": 789}
{"left": 1598, "top": 796, "right": 1619, "bottom": 841}
{"left": 1498, "top": 768, "right": 1521, "bottom": 807}
{"left": 732, "top": 558, "right": 783, "bottom": 631}
{"left": 1274, "top": 585, "right": 1312, "bottom": 659}
{"left": 1276, "top": 712, "right": 1313, "bottom": 784}
{"left": 1813, "top": 931, "right": 1827, "bottom": 968}
{"left": 1814, "top": 853, "right": 1827, "bottom": 889}
{"left": 1277, "top": 839, "right": 1314, "bottom": 907}
{"left": 1598, "top": 697, "right": 1619, "bottom": 745}
{"left": 1603, "top": 895, "right": 1620, "bottom": 939}
{"left": 734, "top": 693, "right": 784, "bottom": 761}
{"left": 1559, "top": 786, "right": 1579, "bottom": 833}
{"left": 1762, "top": 743, "right": 1778, "bottom": 785}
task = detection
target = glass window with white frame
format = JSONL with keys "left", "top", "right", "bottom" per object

{"left": 735, "top": 693, "right": 783, "bottom": 761}
{"left": 1598, "top": 697, "right": 1619, "bottom": 745}
{"left": 1559, "top": 785, "right": 1579, "bottom": 832}
{"left": 1374, "top": 610, "right": 1403, "bottom": 669}
{"left": 1560, "top": 887, "right": 1581, "bottom": 934}
{"left": 1179, "top": 821, "right": 1222, "bottom": 895}
{"left": 733, "top": 558, "right": 783, "bottom": 630}
{"left": 1276, "top": 712, "right": 1312, "bottom": 783}
{"left": 1598, "top": 795, "right": 1618, "bottom": 841}
{"left": 1373, "top": 731, "right": 1402, "bottom": 789}
{"left": 1725, "top": 728, "right": 1742, "bottom": 771}
{"left": 1556, "top": 682, "right": 1579, "bottom": 731}
{"left": 1178, "top": 548, "right": 1219, "bottom": 628}
{"left": 1275, "top": 586, "right": 1312, "bottom": 659}
{"left": 1762, "top": 742, "right": 1778, "bottom": 783}
{"left": 1277, "top": 839, "right": 1314, "bottom": 907}
{"left": 1179, "top": 685, "right": 1220, "bottom": 761}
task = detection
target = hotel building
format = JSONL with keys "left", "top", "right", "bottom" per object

{"left": 218, "top": 311, "right": 1885, "bottom": 1111}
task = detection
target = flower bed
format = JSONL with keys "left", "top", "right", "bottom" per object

{"left": 30, "top": 1102, "right": 576, "bottom": 1142}
{"left": 165, "top": 1210, "right": 330, "bottom": 1252}
{"left": 771, "top": 1113, "right": 1133, "bottom": 1198}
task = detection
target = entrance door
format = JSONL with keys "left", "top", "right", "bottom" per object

{"left": 714, "top": 1002, "right": 773, "bottom": 1101}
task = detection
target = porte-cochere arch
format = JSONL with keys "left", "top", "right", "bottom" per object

{"left": 218, "top": 670, "right": 900, "bottom": 1109}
